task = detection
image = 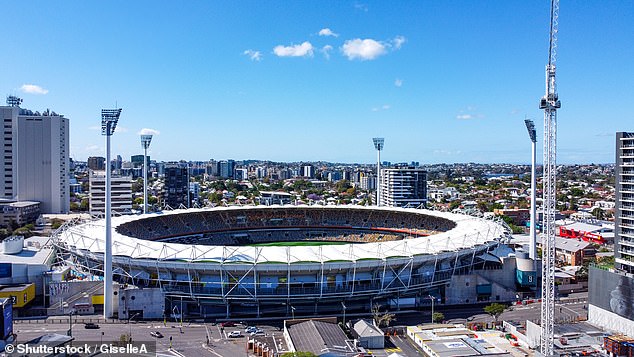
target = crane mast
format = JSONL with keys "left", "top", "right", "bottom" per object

{"left": 539, "top": 0, "right": 561, "bottom": 356}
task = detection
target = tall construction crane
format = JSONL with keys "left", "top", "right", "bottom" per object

{"left": 539, "top": 0, "right": 561, "bottom": 355}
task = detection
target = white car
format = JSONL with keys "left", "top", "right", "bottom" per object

{"left": 228, "top": 331, "right": 243, "bottom": 338}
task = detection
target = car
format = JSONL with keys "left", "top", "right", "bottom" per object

{"left": 228, "top": 331, "right": 242, "bottom": 338}
{"left": 84, "top": 323, "right": 100, "bottom": 329}
{"left": 220, "top": 321, "right": 236, "bottom": 327}
{"left": 150, "top": 331, "right": 164, "bottom": 338}
{"left": 245, "top": 326, "right": 257, "bottom": 333}
{"left": 250, "top": 329, "right": 264, "bottom": 336}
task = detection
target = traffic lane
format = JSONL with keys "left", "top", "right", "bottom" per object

{"left": 389, "top": 334, "right": 426, "bottom": 357}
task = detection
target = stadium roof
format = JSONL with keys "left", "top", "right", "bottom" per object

{"left": 55, "top": 205, "right": 507, "bottom": 264}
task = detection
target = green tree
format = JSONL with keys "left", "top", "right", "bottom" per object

{"left": 281, "top": 352, "right": 317, "bottom": 357}
{"left": 50, "top": 218, "right": 65, "bottom": 230}
{"left": 484, "top": 303, "right": 507, "bottom": 325}
{"left": 432, "top": 312, "right": 445, "bottom": 323}
{"left": 371, "top": 303, "right": 396, "bottom": 327}
{"left": 591, "top": 207, "right": 605, "bottom": 220}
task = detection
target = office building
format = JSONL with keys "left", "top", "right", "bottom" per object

{"left": 302, "top": 164, "right": 315, "bottom": 179}
{"left": 380, "top": 167, "right": 427, "bottom": 208}
{"left": 87, "top": 157, "right": 106, "bottom": 171}
{"left": 163, "top": 165, "right": 189, "bottom": 208}
{"left": 1, "top": 97, "right": 69, "bottom": 213}
{"left": 89, "top": 171, "right": 132, "bottom": 215}
{"left": 0, "top": 199, "right": 40, "bottom": 228}
{"left": 218, "top": 160, "right": 235, "bottom": 179}
{"left": 616, "top": 132, "right": 634, "bottom": 273}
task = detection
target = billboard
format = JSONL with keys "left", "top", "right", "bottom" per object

{"left": 589, "top": 267, "right": 634, "bottom": 320}
{"left": 0, "top": 299, "right": 12, "bottom": 340}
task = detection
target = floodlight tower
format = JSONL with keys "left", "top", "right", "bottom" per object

{"left": 372, "top": 138, "right": 384, "bottom": 206}
{"left": 140, "top": 135, "right": 153, "bottom": 214}
{"left": 101, "top": 108, "right": 122, "bottom": 319}
{"left": 524, "top": 119, "right": 537, "bottom": 262}
{"left": 539, "top": 0, "right": 561, "bottom": 355}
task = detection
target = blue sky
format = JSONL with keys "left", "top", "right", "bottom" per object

{"left": 1, "top": 1, "right": 632, "bottom": 164}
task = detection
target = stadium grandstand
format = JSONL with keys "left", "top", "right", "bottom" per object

{"left": 53, "top": 205, "right": 509, "bottom": 318}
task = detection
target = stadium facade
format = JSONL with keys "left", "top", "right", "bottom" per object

{"left": 53, "top": 205, "right": 509, "bottom": 318}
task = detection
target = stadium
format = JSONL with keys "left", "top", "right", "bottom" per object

{"left": 53, "top": 205, "right": 510, "bottom": 318}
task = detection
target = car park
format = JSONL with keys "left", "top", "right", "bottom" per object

{"left": 245, "top": 326, "right": 257, "bottom": 333}
{"left": 150, "top": 331, "right": 164, "bottom": 338}
{"left": 220, "top": 321, "right": 236, "bottom": 327}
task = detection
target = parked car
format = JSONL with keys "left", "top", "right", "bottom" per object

{"left": 245, "top": 326, "right": 257, "bottom": 333}
{"left": 84, "top": 323, "right": 100, "bottom": 329}
{"left": 250, "top": 329, "right": 264, "bottom": 336}
{"left": 150, "top": 331, "right": 164, "bottom": 338}
{"left": 228, "top": 331, "right": 242, "bottom": 338}
{"left": 220, "top": 321, "right": 236, "bottom": 327}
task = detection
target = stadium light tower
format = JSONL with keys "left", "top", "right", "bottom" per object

{"left": 372, "top": 138, "right": 384, "bottom": 206}
{"left": 101, "top": 108, "right": 122, "bottom": 319}
{"left": 524, "top": 119, "right": 537, "bottom": 262}
{"left": 140, "top": 135, "right": 153, "bottom": 214}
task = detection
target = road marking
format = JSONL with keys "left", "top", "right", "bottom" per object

{"left": 385, "top": 347, "right": 402, "bottom": 353}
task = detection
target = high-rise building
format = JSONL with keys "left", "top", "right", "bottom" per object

{"left": 302, "top": 164, "right": 315, "bottom": 178}
{"left": 615, "top": 132, "right": 634, "bottom": 273}
{"left": 89, "top": 171, "right": 132, "bottom": 215}
{"left": 163, "top": 165, "right": 190, "bottom": 209}
{"left": 380, "top": 167, "right": 427, "bottom": 208}
{"left": 218, "top": 160, "right": 235, "bottom": 179}
{"left": 88, "top": 156, "right": 106, "bottom": 171}
{"left": 0, "top": 97, "right": 69, "bottom": 213}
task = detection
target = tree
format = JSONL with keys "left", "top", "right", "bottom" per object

{"left": 591, "top": 207, "right": 605, "bottom": 220}
{"left": 432, "top": 312, "right": 445, "bottom": 323}
{"left": 484, "top": 303, "right": 507, "bottom": 325}
{"left": 281, "top": 352, "right": 317, "bottom": 357}
{"left": 371, "top": 303, "right": 396, "bottom": 327}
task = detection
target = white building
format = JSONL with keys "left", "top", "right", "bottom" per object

{"left": 616, "top": 131, "right": 634, "bottom": 273}
{"left": 380, "top": 167, "right": 428, "bottom": 208}
{"left": 89, "top": 171, "right": 132, "bottom": 215}
{"left": 1, "top": 97, "right": 69, "bottom": 213}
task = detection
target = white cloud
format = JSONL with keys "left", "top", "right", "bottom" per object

{"left": 341, "top": 38, "right": 386, "bottom": 60}
{"left": 20, "top": 84, "right": 48, "bottom": 95}
{"left": 138, "top": 128, "right": 160, "bottom": 136}
{"left": 88, "top": 125, "right": 101, "bottom": 131}
{"left": 321, "top": 45, "right": 333, "bottom": 60}
{"left": 318, "top": 28, "right": 339, "bottom": 37}
{"left": 354, "top": 3, "right": 368, "bottom": 12}
{"left": 114, "top": 126, "right": 128, "bottom": 133}
{"left": 394, "top": 79, "right": 403, "bottom": 87}
{"left": 371, "top": 104, "right": 391, "bottom": 112}
{"left": 273, "top": 42, "right": 314, "bottom": 57}
{"left": 392, "top": 36, "right": 406, "bottom": 50}
{"left": 456, "top": 114, "right": 474, "bottom": 120}
{"left": 243, "top": 49, "right": 262, "bottom": 61}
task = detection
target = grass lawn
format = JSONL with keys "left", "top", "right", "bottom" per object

{"left": 248, "top": 241, "right": 351, "bottom": 247}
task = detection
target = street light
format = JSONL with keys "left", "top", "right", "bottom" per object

{"left": 428, "top": 295, "right": 436, "bottom": 324}
{"left": 101, "top": 108, "right": 122, "bottom": 319}
{"left": 341, "top": 302, "right": 347, "bottom": 328}
{"left": 140, "top": 135, "right": 153, "bottom": 214}
{"left": 372, "top": 138, "right": 384, "bottom": 207}
{"left": 524, "top": 119, "right": 537, "bottom": 263}
{"left": 129, "top": 312, "right": 140, "bottom": 341}
{"left": 291, "top": 305, "right": 296, "bottom": 320}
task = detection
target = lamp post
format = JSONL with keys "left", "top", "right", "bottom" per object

{"left": 524, "top": 119, "right": 537, "bottom": 264}
{"left": 129, "top": 312, "right": 140, "bottom": 341}
{"left": 101, "top": 108, "right": 122, "bottom": 319}
{"left": 140, "top": 135, "right": 153, "bottom": 214}
{"left": 372, "top": 138, "right": 384, "bottom": 207}
{"left": 428, "top": 295, "right": 436, "bottom": 324}
{"left": 291, "top": 305, "right": 296, "bottom": 320}
{"left": 341, "top": 302, "right": 347, "bottom": 328}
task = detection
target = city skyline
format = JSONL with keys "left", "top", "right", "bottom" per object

{"left": 1, "top": 1, "right": 633, "bottom": 164}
